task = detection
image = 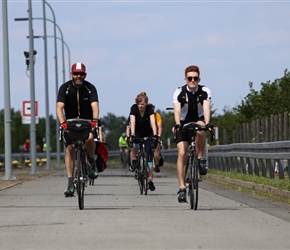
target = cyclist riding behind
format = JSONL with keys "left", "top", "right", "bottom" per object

{"left": 129, "top": 92, "right": 158, "bottom": 191}
{"left": 150, "top": 104, "right": 163, "bottom": 173}
{"left": 119, "top": 132, "right": 128, "bottom": 166}
{"left": 172, "top": 65, "right": 212, "bottom": 203}
{"left": 56, "top": 62, "right": 99, "bottom": 197}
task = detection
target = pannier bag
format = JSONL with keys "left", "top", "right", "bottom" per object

{"left": 95, "top": 142, "right": 108, "bottom": 172}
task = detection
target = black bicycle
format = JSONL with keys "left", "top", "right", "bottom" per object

{"left": 133, "top": 137, "right": 156, "bottom": 195}
{"left": 61, "top": 118, "right": 98, "bottom": 210}
{"left": 182, "top": 122, "right": 214, "bottom": 210}
{"left": 120, "top": 148, "right": 128, "bottom": 169}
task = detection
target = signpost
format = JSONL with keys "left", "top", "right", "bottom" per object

{"left": 22, "top": 100, "right": 39, "bottom": 124}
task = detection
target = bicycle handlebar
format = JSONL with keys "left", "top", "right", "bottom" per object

{"left": 59, "top": 118, "right": 100, "bottom": 142}
{"left": 182, "top": 122, "right": 215, "bottom": 142}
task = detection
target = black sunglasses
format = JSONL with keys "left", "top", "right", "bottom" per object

{"left": 187, "top": 76, "right": 199, "bottom": 82}
{"left": 72, "top": 72, "right": 86, "bottom": 76}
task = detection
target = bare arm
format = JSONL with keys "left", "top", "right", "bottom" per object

{"left": 56, "top": 102, "right": 66, "bottom": 124}
{"left": 173, "top": 102, "right": 181, "bottom": 125}
{"left": 130, "top": 115, "right": 136, "bottom": 135}
{"left": 98, "top": 126, "right": 103, "bottom": 142}
{"left": 203, "top": 100, "right": 211, "bottom": 124}
{"left": 150, "top": 114, "right": 157, "bottom": 135}
{"left": 91, "top": 101, "right": 99, "bottom": 119}
{"left": 157, "top": 122, "right": 162, "bottom": 137}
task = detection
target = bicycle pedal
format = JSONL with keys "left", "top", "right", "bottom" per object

{"left": 65, "top": 194, "right": 75, "bottom": 198}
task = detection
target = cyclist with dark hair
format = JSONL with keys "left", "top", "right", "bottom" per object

{"left": 56, "top": 62, "right": 99, "bottom": 197}
{"left": 129, "top": 92, "right": 158, "bottom": 191}
{"left": 172, "top": 65, "right": 212, "bottom": 203}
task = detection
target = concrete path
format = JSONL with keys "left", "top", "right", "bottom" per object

{"left": 0, "top": 167, "right": 289, "bottom": 250}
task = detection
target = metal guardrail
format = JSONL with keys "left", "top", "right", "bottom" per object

{"left": 208, "top": 141, "right": 290, "bottom": 179}
{"left": 3, "top": 142, "right": 289, "bottom": 180}
{"left": 0, "top": 149, "right": 178, "bottom": 164}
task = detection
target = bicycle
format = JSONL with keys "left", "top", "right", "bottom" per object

{"left": 182, "top": 122, "right": 214, "bottom": 210}
{"left": 133, "top": 137, "right": 156, "bottom": 195}
{"left": 120, "top": 147, "right": 128, "bottom": 168}
{"left": 60, "top": 118, "right": 99, "bottom": 210}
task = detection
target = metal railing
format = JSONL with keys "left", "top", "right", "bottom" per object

{"left": 208, "top": 141, "right": 290, "bottom": 179}
{"left": 2, "top": 142, "right": 289, "bottom": 180}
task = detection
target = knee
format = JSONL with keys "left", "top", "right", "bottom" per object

{"left": 178, "top": 150, "right": 186, "bottom": 159}
{"left": 66, "top": 146, "right": 74, "bottom": 157}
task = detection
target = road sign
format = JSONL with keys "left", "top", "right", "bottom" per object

{"left": 22, "top": 101, "right": 39, "bottom": 124}
{"left": 22, "top": 101, "right": 38, "bottom": 117}
{"left": 22, "top": 116, "right": 39, "bottom": 124}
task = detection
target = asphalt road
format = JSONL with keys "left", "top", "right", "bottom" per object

{"left": 0, "top": 167, "right": 289, "bottom": 250}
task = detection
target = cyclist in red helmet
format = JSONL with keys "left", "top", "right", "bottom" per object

{"left": 56, "top": 62, "right": 100, "bottom": 197}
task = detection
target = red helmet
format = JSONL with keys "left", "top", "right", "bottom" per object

{"left": 71, "top": 62, "right": 86, "bottom": 73}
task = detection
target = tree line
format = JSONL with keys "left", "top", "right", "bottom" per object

{"left": 1, "top": 68, "right": 289, "bottom": 153}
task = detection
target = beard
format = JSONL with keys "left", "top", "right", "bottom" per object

{"left": 73, "top": 79, "right": 83, "bottom": 87}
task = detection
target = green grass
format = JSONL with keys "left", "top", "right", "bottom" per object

{"left": 107, "top": 159, "right": 290, "bottom": 203}
{"left": 208, "top": 169, "right": 290, "bottom": 191}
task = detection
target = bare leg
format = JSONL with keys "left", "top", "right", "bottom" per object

{"left": 85, "top": 133, "right": 95, "bottom": 159}
{"left": 176, "top": 141, "right": 188, "bottom": 189}
{"left": 65, "top": 145, "right": 75, "bottom": 178}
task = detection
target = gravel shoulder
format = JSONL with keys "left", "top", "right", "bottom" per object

{"left": 0, "top": 164, "right": 63, "bottom": 191}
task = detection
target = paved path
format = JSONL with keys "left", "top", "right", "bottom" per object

{"left": 0, "top": 167, "right": 289, "bottom": 250}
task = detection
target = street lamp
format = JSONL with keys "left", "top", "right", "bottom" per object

{"left": 2, "top": 0, "right": 15, "bottom": 180}
{"left": 26, "top": 17, "right": 66, "bottom": 82}
{"left": 30, "top": 35, "right": 71, "bottom": 77}
{"left": 44, "top": 1, "right": 61, "bottom": 168}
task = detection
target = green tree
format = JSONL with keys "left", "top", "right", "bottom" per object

{"left": 234, "top": 69, "right": 290, "bottom": 121}
{"left": 101, "top": 113, "right": 127, "bottom": 150}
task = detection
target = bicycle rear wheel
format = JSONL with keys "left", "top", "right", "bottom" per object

{"left": 76, "top": 149, "right": 85, "bottom": 210}
{"left": 122, "top": 152, "right": 127, "bottom": 168}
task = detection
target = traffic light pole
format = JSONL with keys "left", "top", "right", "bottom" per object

{"left": 28, "top": 0, "right": 38, "bottom": 175}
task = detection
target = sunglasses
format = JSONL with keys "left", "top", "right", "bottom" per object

{"left": 72, "top": 72, "right": 86, "bottom": 76}
{"left": 187, "top": 76, "right": 199, "bottom": 82}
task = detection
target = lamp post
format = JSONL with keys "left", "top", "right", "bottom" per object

{"left": 15, "top": 8, "right": 64, "bottom": 167}
{"left": 42, "top": 0, "right": 51, "bottom": 169}
{"left": 13, "top": 5, "right": 38, "bottom": 175}
{"left": 44, "top": 0, "right": 61, "bottom": 168}
{"left": 15, "top": 15, "right": 52, "bottom": 170}
{"left": 1, "top": 0, "right": 15, "bottom": 180}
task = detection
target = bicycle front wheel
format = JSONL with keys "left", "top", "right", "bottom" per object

{"left": 142, "top": 153, "right": 148, "bottom": 195}
{"left": 76, "top": 149, "right": 85, "bottom": 210}
{"left": 137, "top": 154, "right": 144, "bottom": 195}
{"left": 186, "top": 156, "right": 194, "bottom": 209}
{"left": 191, "top": 155, "right": 199, "bottom": 210}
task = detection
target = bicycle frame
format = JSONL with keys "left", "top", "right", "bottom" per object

{"left": 61, "top": 118, "right": 96, "bottom": 210}
{"left": 134, "top": 137, "right": 154, "bottom": 195}
{"left": 75, "top": 137, "right": 91, "bottom": 207}
{"left": 185, "top": 130, "right": 199, "bottom": 210}
{"left": 182, "top": 122, "right": 214, "bottom": 210}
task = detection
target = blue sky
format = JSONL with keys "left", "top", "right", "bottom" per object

{"left": 1, "top": 0, "right": 290, "bottom": 119}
